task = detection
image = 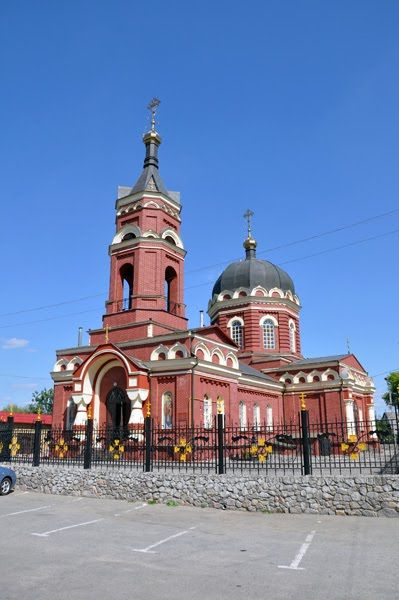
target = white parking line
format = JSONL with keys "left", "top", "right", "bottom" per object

{"left": 114, "top": 502, "right": 147, "bottom": 516}
{"left": 0, "top": 505, "right": 52, "bottom": 518}
{"left": 131, "top": 526, "right": 196, "bottom": 554}
{"left": 31, "top": 518, "right": 103, "bottom": 537}
{"left": 278, "top": 530, "right": 316, "bottom": 571}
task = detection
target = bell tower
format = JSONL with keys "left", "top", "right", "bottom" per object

{"left": 102, "top": 99, "right": 187, "bottom": 338}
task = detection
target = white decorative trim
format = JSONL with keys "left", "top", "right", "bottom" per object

{"left": 193, "top": 342, "right": 211, "bottom": 361}
{"left": 217, "top": 290, "right": 233, "bottom": 302}
{"left": 251, "top": 285, "right": 268, "bottom": 297}
{"left": 269, "top": 287, "right": 285, "bottom": 298}
{"left": 259, "top": 314, "right": 279, "bottom": 327}
{"left": 53, "top": 358, "right": 69, "bottom": 372}
{"left": 67, "top": 356, "right": 83, "bottom": 371}
{"left": 321, "top": 368, "right": 339, "bottom": 382}
{"left": 307, "top": 369, "right": 321, "bottom": 383}
{"left": 279, "top": 372, "right": 293, "bottom": 384}
{"left": 112, "top": 224, "right": 142, "bottom": 244}
{"left": 168, "top": 342, "right": 189, "bottom": 359}
{"left": 225, "top": 352, "right": 239, "bottom": 369}
{"left": 160, "top": 228, "right": 184, "bottom": 249}
{"left": 150, "top": 344, "right": 169, "bottom": 361}
{"left": 142, "top": 230, "right": 159, "bottom": 239}
{"left": 227, "top": 315, "right": 244, "bottom": 328}
{"left": 232, "top": 287, "right": 250, "bottom": 299}
{"left": 211, "top": 347, "right": 226, "bottom": 366}
{"left": 293, "top": 371, "right": 308, "bottom": 384}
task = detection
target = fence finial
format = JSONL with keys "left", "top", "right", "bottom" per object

{"left": 299, "top": 392, "right": 307, "bottom": 410}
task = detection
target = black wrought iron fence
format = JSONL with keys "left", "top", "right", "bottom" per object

{"left": 1, "top": 412, "right": 398, "bottom": 476}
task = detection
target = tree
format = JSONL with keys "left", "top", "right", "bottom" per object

{"left": 27, "top": 388, "right": 54, "bottom": 415}
{"left": 382, "top": 371, "right": 399, "bottom": 408}
{"left": 1, "top": 403, "right": 31, "bottom": 414}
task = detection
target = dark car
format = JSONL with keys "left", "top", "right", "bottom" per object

{"left": 0, "top": 466, "right": 16, "bottom": 495}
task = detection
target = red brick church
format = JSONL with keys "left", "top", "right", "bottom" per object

{"left": 51, "top": 104, "right": 376, "bottom": 434}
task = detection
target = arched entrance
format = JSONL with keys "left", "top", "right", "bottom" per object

{"left": 106, "top": 386, "right": 130, "bottom": 435}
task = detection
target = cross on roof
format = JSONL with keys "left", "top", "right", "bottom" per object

{"left": 243, "top": 209, "right": 254, "bottom": 237}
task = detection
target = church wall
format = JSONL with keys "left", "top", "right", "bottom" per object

{"left": 52, "top": 383, "right": 72, "bottom": 427}
{"left": 236, "top": 387, "right": 282, "bottom": 426}
{"left": 195, "top": 375, "right": 234, "bottom": 425}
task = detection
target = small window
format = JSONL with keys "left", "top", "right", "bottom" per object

{"left": 203, "top": 396, "right": 212, "bottom": 429}
{"left": 266, "top": 405, "right": 273, "bottom": 429}
{"left": 289, "top": 321, "right": 296, "bottom": 352}
{"left": 262, "top": 319, "right": 275, "bottom": 349}
{"left": 239, "top": 401, "right": 247, "bottom": 430}
{"left": 231, "top": 320, "right": 243, "bottom": 348}
{"left": 253, "top": 404, "right": 260, "bottom": 431}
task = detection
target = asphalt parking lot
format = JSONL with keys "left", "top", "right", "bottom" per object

{"left": 1, "top": 490, "right": 397, "bottom": 600}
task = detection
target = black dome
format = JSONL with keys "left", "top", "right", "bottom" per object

{"left": 212, "top": 257, "right": 295, "bottom": 297}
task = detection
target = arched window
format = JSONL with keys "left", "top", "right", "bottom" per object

{"left": 120, "top": 264, "right": 134, "bottom": 310}
{"left": 239, "top": 401, "right": 247, "bottom": 430}
{"left": 253, "top": 404, "right": 260, "bottom": 431}
{"left": 231, "top": 320, "right": 243, "bottom": 348}
{"left": 262, "top": 319, "right": 275, "bottom": 349}
{"left": 266, "top": 405, "right": 273, "bottom": 430}
{"left": 289, "top": 321, "right": 296, "bottom": 352}
{"left": 164, "top": 266, "right": 178, "bottom": 313}
{"left": 66, "top": 399, "right": 77, "bottom": 429}
{"left": 162, "top": 392, "right": 173, "bottom": 429}
{"left": 203, "top": 396, "right": 212, "bottom": 429}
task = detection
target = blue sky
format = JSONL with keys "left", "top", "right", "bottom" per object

{"left": 0, "top": 1, "right": 398, "bottom": 414}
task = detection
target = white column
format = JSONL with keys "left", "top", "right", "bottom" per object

{"left": 129, "top": 399, "right": 145, "bottom": 425}
{"left": 345, "top": 400, "right": 356, "bottom": 436}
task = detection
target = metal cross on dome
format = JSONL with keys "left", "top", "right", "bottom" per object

{"left": 243, "top": 208, "right": 254, "bottom": 238}
{"left": 147, "top": 97, "right": 161, "bottom": 132}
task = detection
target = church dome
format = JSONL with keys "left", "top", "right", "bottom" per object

{"left": 212, "top": 236, "right": 295, "bottom": 297}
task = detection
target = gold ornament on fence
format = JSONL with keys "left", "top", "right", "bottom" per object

{"left": 109, "top": 439, "right": 124, "bottom": 460}
{"left": 54, "top": 438, "right": 68, "bottom": 459}
{"left": 173, "top": 438, "right": 192, "bottom": 462}
{"left": 0, "top": 441, "right": 3, "bottom": 453}
{"left": 341, "top": 434, "right": 367, "bottom": 460}
{"left": 249, "top": 438, "right": 273, "bottom": 462}
{"left": 9, "top": 435, "right": 21, "bottom": 458}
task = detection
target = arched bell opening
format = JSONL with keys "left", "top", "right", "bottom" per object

{"left": 120, "top": 263, "right": 134, "bottom": 310}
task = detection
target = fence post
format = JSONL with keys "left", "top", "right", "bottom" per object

{"left": 144, "top": 415, "right": 152, "bottom": 472}
{"left": 84, "top": 405, "right": 93, "bottom": 470}
{"left": 3, "top": 414, "right": 14, "bottom": 462}
{"left": 32, "top": 415, "right": 43, "bottom": 467}
{"left": 300, "top": 393, "right": 311, "bottom": 475}
{"left": 217, "top": 402, "right": 225, "bottom": 475}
